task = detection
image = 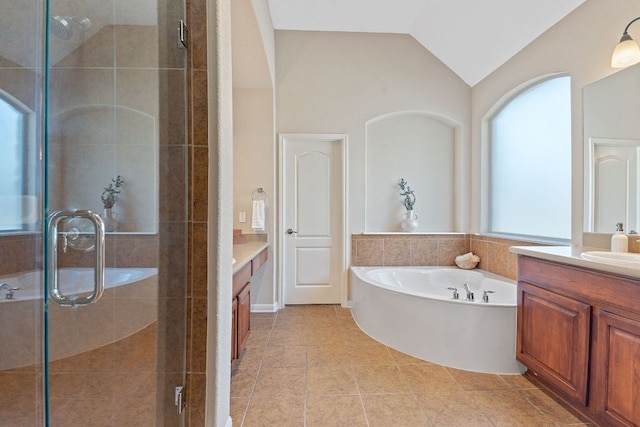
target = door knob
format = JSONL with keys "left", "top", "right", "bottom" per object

{"left": 286, "top": 228, "right": 297, "bottom": 235}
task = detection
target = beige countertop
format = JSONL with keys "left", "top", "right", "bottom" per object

{"left": 510, "top": 245, "right": 640, "bottom": 279}
{"left": 233, "top": 241, "right": 269, "bottom": 274}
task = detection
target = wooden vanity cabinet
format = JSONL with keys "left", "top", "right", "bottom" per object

{"left": 517, "top": 282, "right": 590, "bottom": 405}
{"left": 232, "top": 262, "right": 251, "bottom": 364}
{"left": 593, "top": 310, "right": 640, "bottom": 427}
{"left": 231, "top": 247, "right": 268, "bottom": 364}
{"left": 517, "top": 255, "right": 640, "bottom": 426}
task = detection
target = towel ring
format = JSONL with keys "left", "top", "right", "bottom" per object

{"left": 251, "top": 187, "right": 267, "bottom": 201}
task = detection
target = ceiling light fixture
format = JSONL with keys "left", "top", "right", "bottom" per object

{"left": 612, "top": 17, "right": 640, "bottom": 68}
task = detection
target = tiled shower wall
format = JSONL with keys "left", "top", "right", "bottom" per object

{"left": 351, "top": 233, "right": 543, "bottom": 280}
{"left": 185, "top": 0, "right": 210, "bottom": 423}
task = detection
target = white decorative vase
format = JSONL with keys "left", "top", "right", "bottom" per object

{"left": 102, "top": 208, "right": 117, "bottom": 232}
{"left": 400, "top": 210, "right": 419, "bottom": 232}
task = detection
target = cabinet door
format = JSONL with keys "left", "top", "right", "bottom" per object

{"left": 237, "top": 283, "right": 251, "bottom": 354}
{"left": 517, "top": 282, "right": 591, "bottom": 405}
{"left": 231, "top": 297, "right": 238, "bottom": 362}
{"left": 593, "top": 310, "right": 640, "bottom": 427}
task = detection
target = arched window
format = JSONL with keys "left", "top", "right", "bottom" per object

{"left": 0, "top": 91, "right": 35, "bottom": 232}
{"left": 487, "top": 75, "right": 571, "bottom": 241}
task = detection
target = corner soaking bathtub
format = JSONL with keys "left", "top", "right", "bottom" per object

{"left": 0, "top": 267, "right": 158, "bottom": 371}
{"left": 350, "top": 266, "right": 525, "bottom": 374}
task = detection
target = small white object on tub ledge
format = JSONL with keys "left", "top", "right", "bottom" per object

{"left": 455, "top": 252, "right": 480, "bottom": 269}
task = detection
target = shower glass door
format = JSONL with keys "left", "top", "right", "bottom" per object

{"left": 44, "top": 0, "right": 189, "bottom": 424}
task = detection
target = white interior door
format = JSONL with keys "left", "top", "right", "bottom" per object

{"left": 280, "top": 134, "right": 345, "bottom": 305}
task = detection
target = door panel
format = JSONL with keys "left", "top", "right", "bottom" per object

{"left": 43, "top": 0, "right": 188, "bottom": 425}
{"left": 517, "top": 282, "right": 590, "bottom": 405}
{"left": 594, "top": 310, "right": 640, "bottom": 426}
{"left": 281, "top": 134, "right": 345, "bottom": 305}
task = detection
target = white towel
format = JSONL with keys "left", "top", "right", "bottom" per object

{"left": 251, "top": 200, "right": 265, "bottom": 231}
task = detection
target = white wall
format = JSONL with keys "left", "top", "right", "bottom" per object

{"left": 233, "top": 88, "right": 276, "bottom": 308}
{"left": 470, "top": 0, "right": 640, "bottom": 243}
{"left": 231, "top": 0, "right": 277, "bottom": 310}
{"left": 276, "top": 31, "right": 472, "bottom": 234}
{"left": 365, "top": 113, "right": 457, "bottom": 232}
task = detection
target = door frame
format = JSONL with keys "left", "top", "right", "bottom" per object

{"left": 277, "top": 133, "right": 349, "bottom": 308}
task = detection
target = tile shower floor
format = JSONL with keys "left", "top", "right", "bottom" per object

{"left": 230, "top": 305, "right": 592, "bottom": 427}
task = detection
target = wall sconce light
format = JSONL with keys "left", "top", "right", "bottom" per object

{"left": 612, "top": 17, "right": 640, "bottom": 68}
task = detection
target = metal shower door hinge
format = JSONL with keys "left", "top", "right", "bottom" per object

{"left": 178, "top": 19, "right": 188, "bottom": 49}
{"left": 175, "top": 386, "right": 186, "bottom": 414}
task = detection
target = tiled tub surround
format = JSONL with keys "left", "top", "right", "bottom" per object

{"left": 230, "top": 305, "right": 590, "bottom": 426}
{"left": 351, "top": 233, "right": 544, "bottom": 280}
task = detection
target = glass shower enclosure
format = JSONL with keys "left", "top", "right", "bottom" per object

{"left": 0, "top": 0, "right": 188, "bottom": 425}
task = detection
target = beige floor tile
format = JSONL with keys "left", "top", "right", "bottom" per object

{"left": 305, "top": 304, "right": 338, "bottom": 317}
{"left": 230, "top": 397, "right": 249, "bottom": 426}
{"left": 251, "top": 312, "right": 276, "bottom": 320}
{"left": 336, "top": 307, "right": 354, "bottom": 318}
{"left": 500, "top": 373, "right": 537, "bottom": 389}
{"left": 261, "top": 345, "right": 306, "bottom": 368}
{"left": 307, "top": 327, "right": 346, "bottom": 346}
{"left": 342, "top": 326, "right": 379, "bottom": 345}
{"left": 236, "top": 347, "right": 265, "bottom": 370}
{"left": 519, "top": 388, "right": 589, "bottom": 424}
{"left": 306, "top": 315, "right": 342, "bottom": 330}
{"left": 445, "top": 367, "right": 511, "bottom": 391}
{"left": 250, "top": 318, "right": 275, "bottom": 331}
{"left": 269, "top": 328, "right": 306, "bottom": 346}
{"left": 398, "top": 364, "right": 461, "bottom": 393}
{"left": 353, "top": 365, "right": 411, "bottom": 394}
{"left": 387, "top": 348, "right": 433, "bottom": 365}
{"left": 346, "top": 343, "right": 394, "bottom": 365}
{"left": 242, "top": 397, "right": 305, "bottom": 427}
{"left": 229, "top": 305, "right": 586, "bottom": 426}
{"left": 361, "top": 394, "right": 429, "bottom": 426}
{"left": 253, "top": 367, "right": 305, "bottom": 397}
{"left": 230, "top": 369, "right": 258, "bottom": 398}
{"left": 469, "top": 389, "right": 556, "bottom": 426}
{"left": 307, "top": 344, "right": 350, "bottom": 366}
{"left": 415, "top": 391, "right": 493, "bottom": 426}
{"left": 273, "top": 315, "right": 306, "bottom": 330}
{"left": 307, "top": 365, "right": 358, "bottom": 395}
{"left": 306, "top": 395, "right": 368, "bottom": 426}
{"left": 245, "top": 329, "right": 271, "bottom": 347}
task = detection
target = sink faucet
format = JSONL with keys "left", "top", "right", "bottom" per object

{"left": 0, "top": 283, "right": 19, "bottom": 300}
{"left": 463, "top": 283, "right": 474, "bottom": 301}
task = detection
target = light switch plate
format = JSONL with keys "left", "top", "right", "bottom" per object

{"left": 239, "top": 212, "right": 246, "bottom": 223}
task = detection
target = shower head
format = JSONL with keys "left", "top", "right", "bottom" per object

{"left": 50, "top": 15, "right": 92, "bottom": 40}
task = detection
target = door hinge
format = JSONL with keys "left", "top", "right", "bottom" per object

{"left": 175, "top": 386, "right": 186, "bottom": 414}
{"left": 178, "top": 20, "right": 188, "bottom": 49}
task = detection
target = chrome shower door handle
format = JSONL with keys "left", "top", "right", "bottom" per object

{"left": 47, "top": 210, "right": 105, "bottom": 307}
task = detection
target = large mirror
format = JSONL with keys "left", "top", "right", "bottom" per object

{"left": 583, "top": 63, "right": 640, "bottom": 234}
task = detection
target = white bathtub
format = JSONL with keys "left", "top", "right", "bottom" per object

{"left": 350, "top": 266, "right": 525, "bottom": 374}
{"left": 0, "top": 268, "right": 158, "bottom": 370}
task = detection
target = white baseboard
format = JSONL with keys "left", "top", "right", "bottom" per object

{"left": 251, "top": 303, "right": 279, "bottom": 313}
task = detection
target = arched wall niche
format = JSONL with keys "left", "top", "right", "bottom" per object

{"left": 365, "top": 111, "right": 462, "bottom": 232}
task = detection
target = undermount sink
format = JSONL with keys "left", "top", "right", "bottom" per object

{"left": 581, "top": 251, "right": 640, "bottom": 268}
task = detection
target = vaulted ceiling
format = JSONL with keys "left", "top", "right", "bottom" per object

{"left": 265, "top": 0, "right": 586, "bottom": 86}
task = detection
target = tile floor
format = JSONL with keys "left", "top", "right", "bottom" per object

{"left": 230, "top": 305, "right": 592, "bottom": 427}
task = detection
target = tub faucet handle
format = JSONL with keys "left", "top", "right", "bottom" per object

{"left": 482, "top": 290, "right": 495, "bottom": 303}
{"left": 463, "top": 283, "right": 474, "bottom": 301}
{"left": 0, "top": 283, "right": 20, "bottom": 300}
{"left": 447, "top": 287, "right": 459, "bottom": 300}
